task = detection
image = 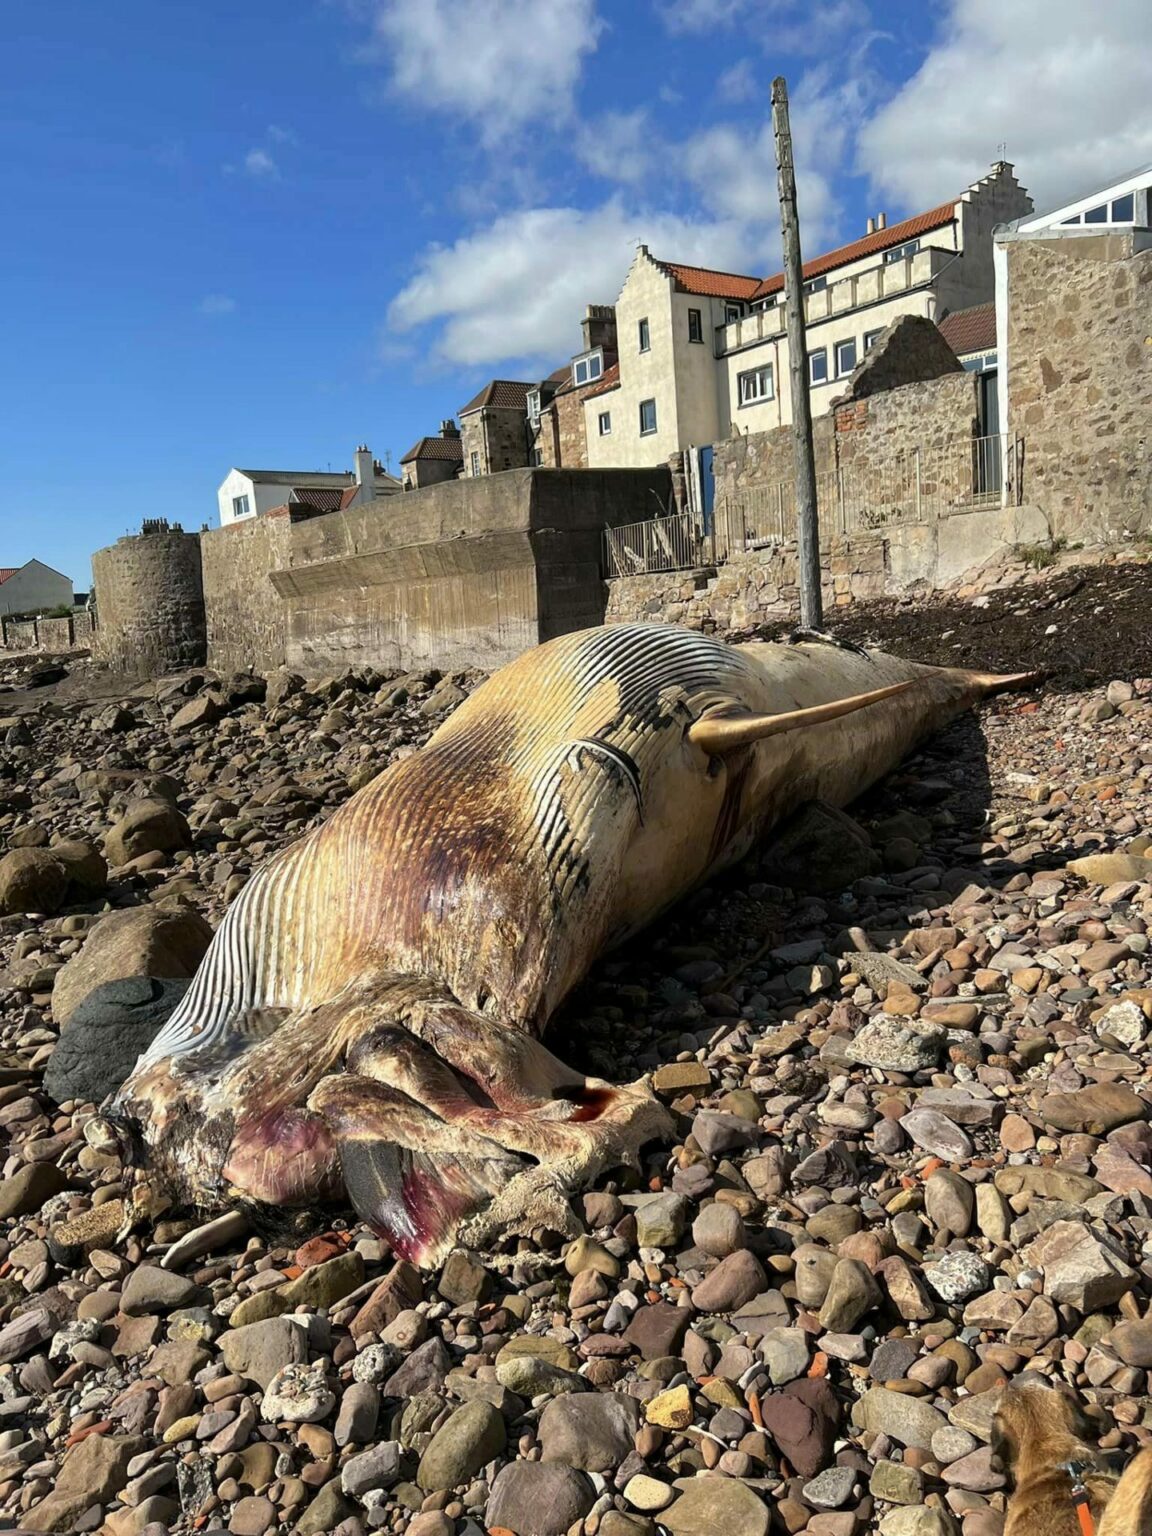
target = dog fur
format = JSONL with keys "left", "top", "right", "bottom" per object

{"left": 993, "top": 1382, "right": 1152, "bottom": 1535}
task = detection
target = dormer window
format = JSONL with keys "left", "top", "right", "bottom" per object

{"left": 572, "top": 349, "right": 604, "bottom": 387}
{"left": 526, "top": 389, "right": 541, "bottom": 422}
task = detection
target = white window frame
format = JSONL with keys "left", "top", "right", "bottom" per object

{"left": 470, "top": 451, "right": 480, "bottom": 476}
{"left": 232, "top": 494, "right": 251, "bottom": 518}
{"left": 639, "top": 397, "right": 657, "bottom": 436}
{"left": 737, "top": 364, "right": 774, "bottom": 406}
{"left": 803, "top": 276, "right": 827, "bottom": 295}
{"left": 687, "top": 308, "right": 703, "bottom": 343}
{"left": 638, "top": 317, "right": 650, "bottom": 353}
{"left": 863, "top": 327, "right": 884, "bottom": 353}
{"left": 883, "top": 239, "right": 920, "bottom": 264}
{"left": 835, "top": 338, "right": 858, "bottom": 377}
{"left": 725, "top": 303, "right": 742, "bottom": 324}
{"left": 809, "top": 347, "right": 828, "bottom": 385}
{"left": 526, "top": 389, "right": 541, "bottom": 421}
{"left": 598, "top": 411, "right": 612, "bottom": 436}
{"left": 572, "top": 350, "right": 604, "bottom": 387}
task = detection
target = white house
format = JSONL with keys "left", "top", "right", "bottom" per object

{"left": 217, "top": 445, "right": 401, "bottom": 527}
{"left": 0, "top": 560, "right": 73, "bottom": 618}
{"left": 993, "top": 164, "right": 1152, "bottom": 437}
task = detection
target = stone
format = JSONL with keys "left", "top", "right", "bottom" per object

{"left": 1021, "top": 1221, "right": 1137, "bottom": 1310}
{"left": 262, "top": 1362, "right": 335, "bottom": 1423}
{"left": 819, "top": 1258, "right": 882, "bottom": 1331}
{"left": 975, "top": 1184, "right": 1011, "bottom": 1245}
{"left": 923, "top": 1252, "right": 991, "bottom": 1304}
{"left": 1094, "top": 999, "right": 1147, "bottom": 1048}
{"left": 341, "top": 1440, "right": 402, "bottom": 1497}
{"left": 485, "top": 1462, "right": 596, "bottom": 1536}
{"left": 1106, "top": 1319, "right": 1152, "bottom": 1368}
{"left": 691, "top": 1249, "right": 767, "bottom": 1312}
{"left": 854, "top": 1387, "right": 948, "bottom": 1449}
{"left": 295, "top": 1480, "right": 351, "bottom": 1536}
{"left": 51, "top": 903, "right": 213, "bottom": 1027}
{"left": 219, "top": 1317, "right": 307, "bottom": 1389}
{"left": 44, "top": 976, "right": 191, "bottom": 1104}
{"left": 762, "top": 799, "right": 880, "bottom": 893}
{"left": 646, "top": 1384, "right": 694, "bottom": 1429}
{"left": 0, "top": 848, "right": 68, "bottom": 916}
{"left": 760, "top": 1327, "right": 811, "bottom": 1385}
{"left": 878, "top": 1511, "right": 959, "bottom": 1536}
{"left": 1038, "top": 1083, "right": 1146, "bottom": 1135}
{"left": 692, "top": 1201, "right": 748, "bottom": 1257}
{"left": 564, "top": 1235, "right": 620, "bottom": 1278}
{"left": 622, "top": 1301, "right": 688, "bottom": 1359}
{"left": 52, "top": 839, "right": 108, "bottom": 894}
{"left": 23, "top": 1432, "right": 146, "bottom": 1532}
{"left": 120, "top": 1263, "right": 201, "bottom": 1316}
{"left": 350, "top": 1260, "right": 423, "bottom": 1338}
{"left": 900, "top": 1108, "right": 974, "bottom": 1162}
{"left": 105, "top": 797, "right": 192, "bottom": 867}
{"left": 437, "top": 1250, "right": 490, "bottom": 1305}
{"left": 382, "top": 1336, "right": 452, "bottom": 1396}
{"left": 652, "top": 1061, "right": 712, "bottom": 1095}
{"left": 623, "top": 1474, "right": 675, "bottom": 1512}
{"left": 281, "top": 1250, "right": 365, "bottom": 1310}
{"left": 942, "top": 1446, "right": 1004, "bottom": 1492}
{"left": 847, "top": 1016, "right": 944, "bottom": 1072}
{"left": 0, "top": 1161, "right": 67, "bottom": 1219}
{"left": 496, "top": 1355, "right": 585, "bottom": 1398}
{"left": 334, "top": 1381, "right": 379, "bottom": 1446}
{"left": 758, "top": 1378, "right": 840, "bottom": 1478}
{"left": 871, "top": 1460, "right": 925, "bottom": 1504}
{"left": 662, "top": 1476, "right": 770, "bottom": 1536}
{"left": 538, "top": 1392, "right": 639, "bottom": 1471}
{"left": 170, "top": 693, "right": 221, "bottom": 731}
{"left": 802, "top": 1467, "right": 858, "bottom": 1510}
{"left": 924, "top": 1171, "right": 975, "bottom": 1237}
{"left": 417, "top": 1399, "right": 506, "bottom": 1492}
{"left": 1067, "top": 853, "right": 1152, "bottom": 885}
{"left": 634, "top": 1192, "right": 689, "bottom": 1248}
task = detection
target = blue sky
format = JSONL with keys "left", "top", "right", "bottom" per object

{"left": 3, "top": 0, "right": 1150, "bottom": 587}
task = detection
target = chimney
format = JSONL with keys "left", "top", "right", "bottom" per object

{"left": 439, "top": 419, "right": 460, "bottom": 438}
{"left": 866, "top": 216, "right": 875, "bottom": 235}
{"left": 877, "top": 211, "right": 887, "bottom": 230}
{"left": 581, "top": 303, "right": 618, "bottom": 359}
{"left": 354, "top": 444, "right": 374, "bottom": 488}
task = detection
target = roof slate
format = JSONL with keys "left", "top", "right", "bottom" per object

{"left": 938, "top": 301, "right": 997, "bottom": 356}
{"left": 583, "top": 361, "right": 621, "bottom": 399}
{"left": 459, "top": 380, "right": 535, "bottom": 415}
{"left": 401, "top": 436, "right": 465, "bottom": 464}
{"left": 749, "top": 200, "right": 957, "bottom": 300}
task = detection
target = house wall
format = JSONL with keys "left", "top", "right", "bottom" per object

{"left": 0, "top": 561, "right": 73, "bottom": 618}
{"left": 460, "top": 409, "right": 532, "bottom": 477}
{"left": 937, "top": 164, "right": 1033, "bottom": 315}
{"left": 1005, "top": 231, "right": 1152, "bottom": 540}
{"left": 402, "top": 458, "right": 461, "bottom": 490}
{"left": 586, "top": 251, "right": 679, "bottom": 468}
{"left": 538, "top": 387, "right": 593, "bottom": 469}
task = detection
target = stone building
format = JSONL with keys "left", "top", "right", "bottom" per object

{"left": 90, "top": 520, "right": 206, "bottom": 674}
{"left": 994, "top": 164, "right": 1152, "bottom": 540}
{"left": 583, "top": 162, "right": 1031, "bottom": 470}
{"left": 533, "top": 305, "right": 619, "bottom": 469}
{"left": 400, "top": 421, "right": 464, "bottom": 489}
{"left": 458, "top": 381, "right": 535, "bottom": 476}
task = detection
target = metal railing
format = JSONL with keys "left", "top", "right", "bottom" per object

{"left": 603, "top": 434, "right": 1022, "bottom": 577}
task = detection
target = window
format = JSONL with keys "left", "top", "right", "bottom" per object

{"left": 526, "top": 389, "right": 541, "bottom": 421}
{"left": 864, "top": 327, "right": 884, "bottom": 353}
{"left": 738, "top": 364, "right": 774, "bottom": 405}
{"left": 803, "top": 276, "right": 827, "bottom": 294}
{"left": 531, "top": 448, "right": 543, "bottom": 466}
{"left": 883, "top": 239, "right": 920, "bottom": 263}
{"left": 1111, "top": 193, "right": 1136, "bottom": 222}
{"left": 231, "top": 494, "right": 250, "bottom": 519}
{"left": 598, "top": 411, "right": 612, "bottom": 436}
{"left": 572, "top": 350, "right": 604, "bottom": 387}
{"left": 835, "top": 338, "right": 858, "bottom": 376}
{"left": 1062, "top": 194, "right": 1138, "bottom": 226}
{"left": 688, "top": 308, "right": 703, "bottom": 343}
{"left": 725, "top": 304, "right": 742, "bottom": 323}
{"left": 638, "top": 317, "right": 650, "bottom": 352}
{"left": 639, "top": 398, "right": 657, "bottom": 435}
{"left": 1084, "top": 202, "right": 1108, "bottom": 224}
{"left": 470, "top": 451, "right": 480, "bottom": 476}
{"left": 809, "top": 347, "right": 828, "bottom": 385}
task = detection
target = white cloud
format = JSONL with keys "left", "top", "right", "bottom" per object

{"left": 266, "top": 124, "right": 296, "bottom": 144}
{"left": 656, "top": 0, "right": 748, "bottom": 31}
{"left": 199, "top": 294, "right": 236, "bottom": 316}
{"left": 858, "top": 0, "right": 1152, "bottom": 214}
{"left": 365, "top": 0, "right": 602, "bottom": 143}
{"left": 388, "top": 199, "right": 758, "bottom": 370}
{"left": 242, "top": 147, "right": 279, "bottom": 178}
{"left": 576, "top": 110, "right": 653, "bottom": 184}
{"left": 717, "top": 59, "right": 757, "bottom": 103}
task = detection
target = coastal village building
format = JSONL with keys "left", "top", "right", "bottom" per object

{"left": 216, "top": 446, "right": 400, "bottom": 526}
{"left": 0, "top": 560, "right": 73, "bottom": 617}
{"left": 533, "top": 306, "right": 619, "bottom": 470}
{"left": 458, "top": 381, "right": 536, "bottom": 476}
{"left": 400, "top": 421, "right": 463, "bottom": 489}
{"left": 582, "top": 162, "right": 1032, "bottom": 469}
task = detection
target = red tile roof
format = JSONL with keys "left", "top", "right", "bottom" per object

{"left": 583, "top": 362, "right": 620, "bottom": 399}
{"left": 659, "top": 260, "right": 762, "bottom": 300}
{"left": 938, "top": 301, "right": 997, "bottom": 357}
{"left": 0, "top": 568, "right": 16, "bottom": 585}
{"left": 459, "top": 379, "right": 535, "bottom": 415}
{"left": 401, "top": 435, "right": 465, "bottom": 465}
{"left": 289, "top": 486, "right": 346, "bottom": 513}
{"left": 749, "top": 200, "right": 957, "bottom": 301}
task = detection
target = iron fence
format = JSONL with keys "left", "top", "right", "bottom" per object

{"left": 603, "top": 511, "right": 706, "bottom": 578}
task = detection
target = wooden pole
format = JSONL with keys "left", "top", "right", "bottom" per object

{"left": 771, "top": 75, "right": 822, "bottom": 630}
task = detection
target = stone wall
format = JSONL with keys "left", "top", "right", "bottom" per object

{"left": 2, "top": 619, "right": 37, "bottom": 651}
{"left": 834, "top": 371, "right": 980, "bottom": 509}
{"left": 462, "top": 409, "right": 532, "bottom": 476}
{"left": 1, "top": 612, "right": 93, "bottom": 652}
{"left": 1006, "top": 232, "right": 1152, "bottom": 540}
{"left": 199, "top": 466, "right": 671, "bottom": 676}
{"left": 539, "top": 387, "right": 592, "bottom": 469}
{"left": 90, "top": 527, "right": 206, "bottom": 675}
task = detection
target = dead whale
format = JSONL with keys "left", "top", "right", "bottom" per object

{"left": 92, "top": 623, "right": 1035, "bottom": 1265}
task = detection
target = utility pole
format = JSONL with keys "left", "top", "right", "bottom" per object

{"left": 771, "top": 75, "right": 822, "bottom": 630}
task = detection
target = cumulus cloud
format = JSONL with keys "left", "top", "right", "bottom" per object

{"left": 655, "top": 0, "right": 749, "bottom": 31}
{"left": 388, "top": 199, "right": 759, "bottom": 370}
{"left": 576, "top": 110, "right": 654, "bottom": 185}
{"left": 365, "top": 0, "right": 602, "bottom": 143}
{"left": 242, "top": 147, "right": 279, "bottom": 178}
{"left": 198, "top": 294, "right": 236, "bottom": 316}
{"left": 857, "top": 0, "right": 1152, "bottom": 213}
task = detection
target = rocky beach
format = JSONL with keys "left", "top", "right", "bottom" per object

{"left": 1, "top": 556, "right": 1151, "bottom": 1536}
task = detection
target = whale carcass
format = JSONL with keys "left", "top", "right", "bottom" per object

{"left": 94, "top": 623, "right": 1034, "bottom": 1265}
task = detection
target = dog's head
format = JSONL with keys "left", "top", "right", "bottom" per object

{"left": 991, "top": 1381, "right": 1104, "bottom": 1490}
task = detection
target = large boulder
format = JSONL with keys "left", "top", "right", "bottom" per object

{"left": 0, "top": 848, "right": 69, "bottom": 915}
{"left": 43, "top": 975, "right": 190, "bottom": 1104}
{"left": 51, "top": 902, "right": 213, "bottom": 1027}
{"left": 104, "top": 797, "right": 191, "bottom": 867}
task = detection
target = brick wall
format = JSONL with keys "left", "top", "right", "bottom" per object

{"left": 1007, "top": 233, "right": 1152, "bottom": 540}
